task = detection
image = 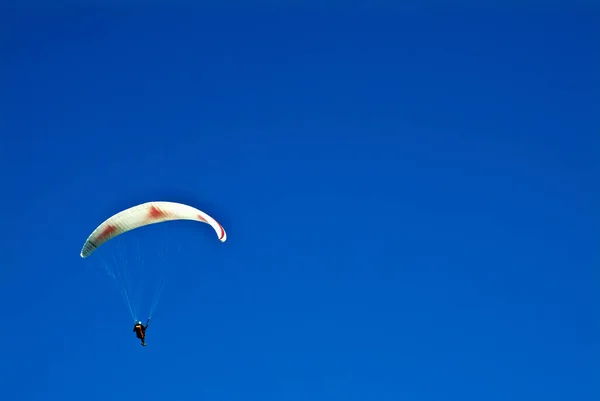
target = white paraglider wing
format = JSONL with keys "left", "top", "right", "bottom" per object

{"left": 80, "top": 201, "right": 226, "bottom": 258}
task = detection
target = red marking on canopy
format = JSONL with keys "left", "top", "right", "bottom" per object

{"left": 148, "top": 205, "right": 167, "bottom": 219}
{"left": 217, "top": 223, "right": 225, "bottom": 240}
{"left": 98, "top": 225, "right": 116, "bottom": 241}
{"left": 197, "top": 214, "right": 207, "bottom": 223}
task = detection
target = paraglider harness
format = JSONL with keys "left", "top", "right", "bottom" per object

{"left": 134, "top": 319, "right": 150, "bottom": 346}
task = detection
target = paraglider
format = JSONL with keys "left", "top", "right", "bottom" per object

{"left": 79, "top": 201, "right": 227, "bottom": 346}
{"left": 133, "top": 319, "right": 150, "bottom": 346}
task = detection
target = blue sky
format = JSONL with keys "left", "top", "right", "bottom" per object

{"left": 0, "top": 6, "right": 598, "bottom": 401}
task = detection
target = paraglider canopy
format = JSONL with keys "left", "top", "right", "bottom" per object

{"left": 80, "top": 201, "right": 226, "bottom": 258}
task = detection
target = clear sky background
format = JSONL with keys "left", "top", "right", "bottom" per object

{"left": 0, "top": 5, "right": 598, "bottom": 401}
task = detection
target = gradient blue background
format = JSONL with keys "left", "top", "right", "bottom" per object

{"left": 1, "top": 7, "right": 598, "bottom": 401}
